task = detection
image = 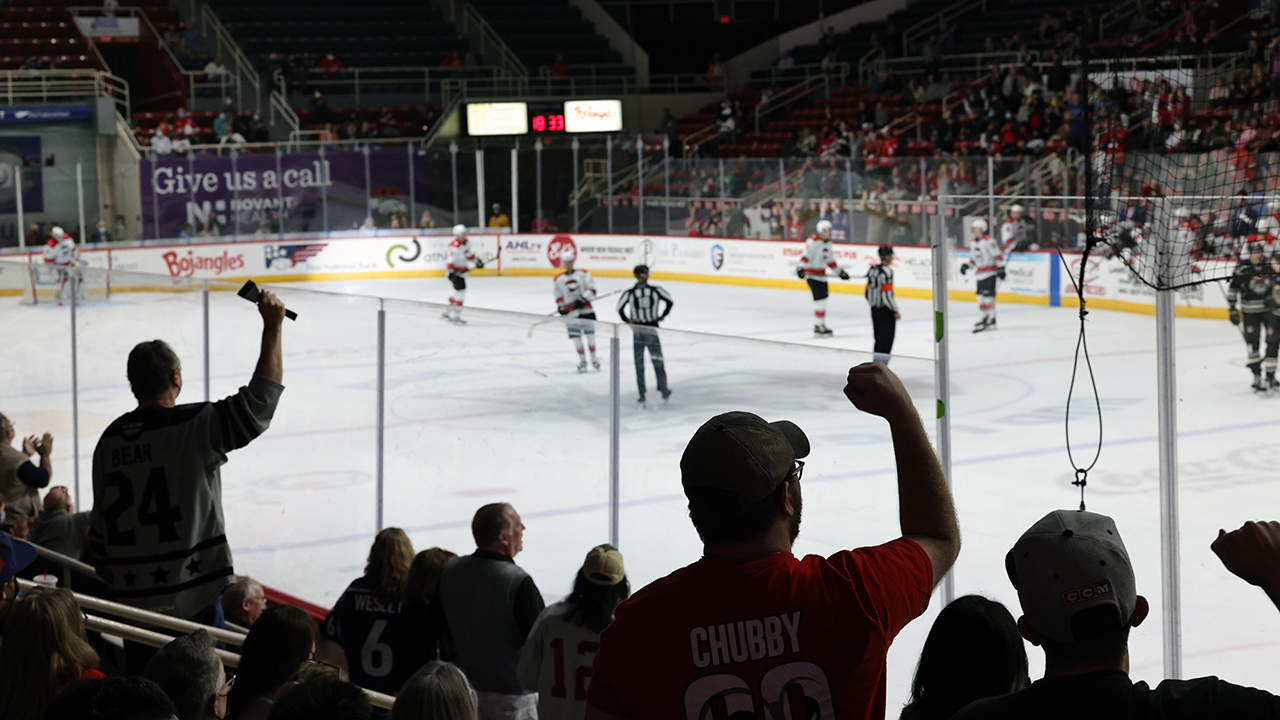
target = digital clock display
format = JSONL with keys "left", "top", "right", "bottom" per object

{"left": 531, "top": 114, "right": 565, "bottom": 132}
{"left": 465, "top": 99, "right": 623, "bottom": 136}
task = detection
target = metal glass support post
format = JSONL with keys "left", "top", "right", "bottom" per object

{"left": 475, "top": 148, "right": 486, "bottom": 229}
{"left": 636, "top": 136, "right": 645, "bottom": 234}
{"left": 75, "top": 162, "right": 86, "bottom": 244}
{"left": 609, "top": 325, "right": 621, "bottom": 548}
{"left": 151, "top": 159, "right": 160, "bottom": 239}
{"left": 231, "top": 149, "right": 240, "bottom": 238}
{"left": 274, "top": 149, "right": 284, "bottom": 236}
{"left": 572, "top": 138, "right": 580, "bottom": 230}
{"left": 70, "top": 274, "right": 81, "bottom": 507}
{"left": 320, "top": 146, "right": 329, "bottom": 234}
{"left": 931, "top": 195, "right": 954, "bottom": 606}
{"left": 363, "top": 144, "right": 372, "bottom": 227}
{"left": 510, "top": 141, "right": 519, "bottom": 233}
{"left": 535, "top": 139, "right": 543, "bottom": 224}
{"left": 407, "top": 142, "right": 416, "bottom": 227}
{"left": 663, "top": 136, "right": 671, "bottom": 234}
{"left": 987, "top": 155, "right": 995, "bottom": 226}
{"left": 203, "top": 280, "right": 210, "bottom": 402}
{"left": 1156, "top": 287, "right": 1182, "bottom": 679}
{"left": 450, "top": 141, "right": 460, "bottom": 225}
{"left": 15, "top": 165, "right": 24, "bottom": 248}
{"left": 606, "top": 139, "right": 614, "bottom": 233}
{"left": 846, "top": 157, "right": 853, "bottom": 210}
{"left": 778, "top": 157, "right": 786, "bottom": 207}
{"left": 376, "top": 301, "right": 386, "bottom": 532}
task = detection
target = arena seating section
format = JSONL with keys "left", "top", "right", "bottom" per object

{"left": 206, "top": 0, "right": 468, "bottom": 69}
{"left": 468, "top": 0, "right": 625, "bottom": 75}
{"left": 0, "top": 0, "right": 179, "bottom": 72}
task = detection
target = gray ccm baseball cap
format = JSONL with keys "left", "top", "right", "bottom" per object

{"left": 681, "top": 412, "right": 810, "bottom": 506}
{"left": 1006, "top": 510, "right": 1138, "bottom": 643}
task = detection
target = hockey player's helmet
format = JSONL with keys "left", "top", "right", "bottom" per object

{"left": 815, "top": 219, "right": 833, "bottom": 237}
{"left": 877, "top": 244, "right": 894, "bottom": 259}
{"left": 561, "top": 248, "right": 576, "bottom": 263}
{"left": 971, "top": 218, "right": 988, "bottom": 232}
{"left": 1010, "top": 204, "right": 1025, "bottom": 216}
{"left": 50, "top": 225, "right": 67, "bottom": 239}
{"left": 1249, "top": 241, "right": 1265, "bottom": 256}
{"left": 633, "top": 264, "right": 649, "bottom": 278}
{"left": 452, "top": 224, "right": 467, "bottom": 238}
{"left": 1173, "top": 207, "right": 1190, "bottom": 219}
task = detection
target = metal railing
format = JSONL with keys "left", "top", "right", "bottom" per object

{"left": 754, "top": 61, "right": 849, "bottom": 89}
{"left": 754, "top": 73, "right": 833, "bottom": 133}
{"left": 903, "top": 0, "right": 989, "bottom": 56}
{"left": 436, "top": 0, "right": 527, "bottom": 78}
{"left": 0, "top": 69, "right": 130, "bottom": 119}
{"left": 1098, "top": 0, "right": 1141, "bottom": 41}
{"left": 273, "top": 65, "right": 507, "bottom": 107}
{"left": 71, "top": 6, "right": 193, "bottom": 111}
{"left": 269, "top": 88, "right": 299, "bottom": 133}
{"left": 870, "top": 50, "right": 1036, "bottom": 82}
{"left": 198, "top": 3, "right": 262, "bottom": 114}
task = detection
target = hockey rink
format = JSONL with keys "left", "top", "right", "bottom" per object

{"left": 2, "top": 270, "right": 1279, "bottom": 711}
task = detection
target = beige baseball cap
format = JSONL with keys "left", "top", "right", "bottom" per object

{"left": 582, "top": 544, "right": 626, "bottom": 586}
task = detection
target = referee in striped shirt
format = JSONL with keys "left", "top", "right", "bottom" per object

{"left": 866, "top": 244, "right": 900, "bottom": 364}
{"left": 617, "top": 265, "right": 674, "bottom": 404}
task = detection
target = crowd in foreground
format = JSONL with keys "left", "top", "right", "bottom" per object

{"left": 3, "top": 288, "right": 1280, "bottom": 720}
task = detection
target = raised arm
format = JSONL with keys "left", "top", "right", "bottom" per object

{"left": 254, "top": 289, "right": 286, "bottom": 384}
{"left": 1212, "top": 521, "right": 1280, "bottom": 611}
{"left": 843, "top": 363, "right": 959, "bottom": 587}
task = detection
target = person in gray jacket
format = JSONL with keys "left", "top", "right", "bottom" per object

{"left": 436, "top": 503, "right": 544, "bottom": 720}
{"left": 30, "top": 486, "right": 89, "bottom": 559}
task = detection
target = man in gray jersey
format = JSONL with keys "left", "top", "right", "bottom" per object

{"left": 89, "top": 290, "right": 287, "bottom": 628}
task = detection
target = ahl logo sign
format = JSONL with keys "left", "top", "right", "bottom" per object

{"left": 265, "top": 243, "right": 327, "bottom": 270}
{"left": 710, "top": 244, "right": 725, "bottom": 271}
{"left": 548, "top": 235, "right": 577, "bottom": 268}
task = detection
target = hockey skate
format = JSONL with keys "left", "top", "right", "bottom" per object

{"left": 973, "top": 318, "right": 996, "bottom": 333}
{"left": 577, "top": 360, "right": 589, "bottom": 373}
{"left": 1253, "top": 376, "right": 1268, "bottom": 393}
{"left": 1268, "top": 375, "right": 1278, "bottom": 391}
{"left": 661, "top": 388, "right": 672, "bottom": 402}
{"left": 591, "top": 357, "right": 601, "bottom": 371}
{"left": 813, "top": 325, "right": 833, "bottom": 337}
{"left": 637, "top": 394, "right": 648, "bottom": 409}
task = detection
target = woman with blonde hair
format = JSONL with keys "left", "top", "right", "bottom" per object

{"left": 0, "top": 587, "right": 104, "bottom": 720}
{"left": 390, "top": 661, "right": 478, "bottom": 720}
{"left": 318, "top": 527, "right": 415, "bottom": 695}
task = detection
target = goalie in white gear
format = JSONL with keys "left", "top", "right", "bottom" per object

{"left": 960, "top": 218, "right": 1005, "bottom": 332}
{"left": 43, "top": 226, "right": 85, "bottom": 306}
{"left": 554, "top": 249, "right": 600, "bottom": 372}
{"left": 443, "top": 224, "right": 484, "bottom": 324}
{"left": 796, "top": 218, "right": 850, "bottom": 336}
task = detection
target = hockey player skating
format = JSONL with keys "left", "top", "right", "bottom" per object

{"left": 443, "top": 224, "right": 483, "bottom": 324}
{"left": 554, "top": 249, "right": 600, "bottom": 372}
{"left": 865, "top": 244, "right": 900, "bottom": 363}
{"left": 42, "top": 226, "right": 84, "bottom": 306}
{"left": 617, "top": 264, "right": 674, "bottom": 406}
{"left": 1001, "top": 204, "right": 1031, "bottom": 253}
{"left": 960, "top": 218, "right": 1005, "bottom": 333}
{"left": 1227, "top": 243, "right": 1277, "bottom": 392}
{"left": 796, "top": 219, "right": 850, "bottom": 336}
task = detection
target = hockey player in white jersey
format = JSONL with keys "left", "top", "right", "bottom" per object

{"left": 43, "top": 226, "right": 84, "bottom": 306}
{"left": 554, "top": 249, "right": 600, "bottom": 372}
{"left": 443, "top": 224, "right": 484, "bottom": 324}
{"left": 796, "top": 219, "right": 850, "bottom": 336}
{"left": 1000, "top": 204, "right": 1031, "bottom": 253}
{"left": 960, "top": 218, "right": 1006, "bottom": 332}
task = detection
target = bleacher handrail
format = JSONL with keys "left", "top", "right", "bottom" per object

{"left": 755, "top": 61, "right": 849, "bottom": 90}
{"left": 858, "top": 46, "right": 884, "bottom": 87}
{"left": 274, "top": 64, "right": 507, "bottom": 107}
{"left": 1098, "top": 0, "right": 1141, "bottom": 41}
{"left": 13, "top": 578, "right": 396, "bottom": 710}
{"left": 198, "top": 3, "right": 262, "bottom": 114}
{"left": 753, "top": 74, "right": 831, "bottom": 134}
{"left": 69, "top": 6, "right": 196, "bottom": 111}
{"left": 443, "top": 0, "right": 528, "bottom": 78}
{"left": 872, "top": 49, "right": 1037, "bottom": 81}
{"left": 0, "top": 69, "right": 130, "bottom": 119}
{"left": 269, "top": 88, "right": 299, "bottom": 134}
{"left": 902, "top": 0, "right": 989, "bottom": 57}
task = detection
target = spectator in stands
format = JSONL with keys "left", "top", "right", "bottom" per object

{"left": 488, "top": 204, "right": 511, "bottom": 228}
{"left": 223, "top": 576, "right": 268, "bottom": 629}
{"left": 953, "top": 513, "right": 1280, "bottom": 719}
{"left": 417, "top": 209, "right": 436, "bottom": 229}
{"left": 46, "top": 676, "right": 176, "bottom": 720}
{"left": 519, "top": 544, "right": 629, "bottom": 720}
{"left": 320, "top": 53, "right": 344, "bottom": 77}
{"left": 656, "top": 108, "right": 680, "bottom": 152}
{"left": 220, "top": 124, "right": 247, "bottom": 147}
{"left": 0, "top": 531, "right": 37, "bottom": 630}
{"left": 878, "top": 66, "right": 901, "bottom": 95}
{"left": 922, "top": 35, "right": 942, "bottom": 74}
{"left": 1039, "top": 12, "right": 1061, "bottom": 41}
{"left": 821, "top": 50, "right": 839, "bottom": 73}
{"left": 899, "top": 595, "right": 1028, "bottom": 720}
{"left": 0, "top": 412, "right": 52, "bottom": 520}
{"left": 174, "top": 108, "right": 197, "bottom": 137}
{"left": 547, "top": 54, "right": 569, "bottom": 79}
{"left": 320, "top": 527, "right": 415, "bottom": 695}
{"left": 531, "top": 210, "right": 553, "bottom": 232}
{"left": 19, "top": 56, "right": 40, "bottom": 72}
{"left": 205, "top": 56, "right": 230, "bottom": 79}
{"left": 144, "top": 630, "right": 229, "bottom": 720}
{"left": 229, "top": 605, "right": 316, "bottom": 720}
{"left": 433, "top": 503, "right": 544, "bottom": 720}
{"left": 706, "top": 53, "right": 726, "bottom": 83}
{"left": 0, "top": 587, "right": 104, "bottom": 720}
{"left": 378, "top": 110, "right": 401, "bottom": 138}
{"left": 93, "top": 220, "right": 114, "bottom": 243}
{"left": 198, "top": 211, "right": 220, "bottom": 237}
{"left": 30, "top": 486, "right": 86, "bottom": 559}
{"left": 442, "top": 52, "right": 463, "bottom": 72}
{"left": 267, "top": 676, "right": 372, "bottom": 720}
{"left": 587, "top": 364, "right": 960, "bottom": 719}
{"left": 152, "top": 127, "right": 175, "bottom": 156}
{"left": 397, "top": 547, "right": 458, "bottom": 683}
{"left": 1046, "top": 51, "right": 1070, "bottom": 97}
{"left": 776, "top": 49, "right": 795, "bottom": 71}
{"left": 391, "top": 661, "right": 479, "bottom": 720}
{"left": 89, "top": 293, "right": 285, "bottom": 631}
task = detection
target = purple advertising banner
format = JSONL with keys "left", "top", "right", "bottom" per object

{"left": 140, "top": 148, "right": 429, "bottom": 239}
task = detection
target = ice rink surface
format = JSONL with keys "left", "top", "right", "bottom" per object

{"left": 3, "top": 269, "right": 1279, "bottom": 714}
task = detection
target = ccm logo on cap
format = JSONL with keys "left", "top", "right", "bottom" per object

{"left": 1063, "top": 581, "right": 1112, "bottom": 606}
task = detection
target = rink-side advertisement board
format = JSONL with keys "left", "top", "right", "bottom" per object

{"left": 0, "top": 234, "right": 1232, "bottom": 318}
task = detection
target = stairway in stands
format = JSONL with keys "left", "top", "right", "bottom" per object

{"left": 468, "top": 0, "right": 626, "bottom": 77}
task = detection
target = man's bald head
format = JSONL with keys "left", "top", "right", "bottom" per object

{"left": 44, "top": 486, "right": 71, "bottom": 514}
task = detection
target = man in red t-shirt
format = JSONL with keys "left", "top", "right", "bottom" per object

{"left": 586, "top": 363, "right": 960, "bottom": 720}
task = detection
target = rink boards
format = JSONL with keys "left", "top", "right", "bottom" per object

{"left": 0, "top": 233, "right": 1232, "bottom": 318}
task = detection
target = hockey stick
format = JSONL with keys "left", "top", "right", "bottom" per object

{"left": 526, "top": 289, "right": 625, "bottom": 338}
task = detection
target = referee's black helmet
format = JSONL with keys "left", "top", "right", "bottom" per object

{"left": 634, "top": 264, "right": 650, "bottom": 277}
{"left": 878, "top": 244, "right": 894, "bottom": 259}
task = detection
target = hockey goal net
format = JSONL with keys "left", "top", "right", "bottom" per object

{"left": 20, "top": 259, "right": 112, "bottom": 306}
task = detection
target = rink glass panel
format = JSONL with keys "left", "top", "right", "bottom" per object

{"left": 615, "top": 323, "right": 939, "bottom": 590}
{"left": 380, "top": 301, "right": 612, "bottom": 600}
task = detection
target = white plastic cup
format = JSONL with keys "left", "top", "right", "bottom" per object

{"left": 31, "top": 572, "right": 59, "bottom": 589}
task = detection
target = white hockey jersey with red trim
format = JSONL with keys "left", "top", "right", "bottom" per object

{"left": 1000, "top": 218, "right": 1030, "bottom": 253}
{"left": 44, "top": 237, "right": 78, "bottom": 267}
{"left": 798, "top": 237, "right": 840, "bottom": 277}
{"left": 446, "top": 238, "right": 476, "bottom": 273}
{"left": 554, "top": 269, "right": 597, "bottom": 316}
{"left": 968, "top": 235, "right": 1005, "bottom": 280}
